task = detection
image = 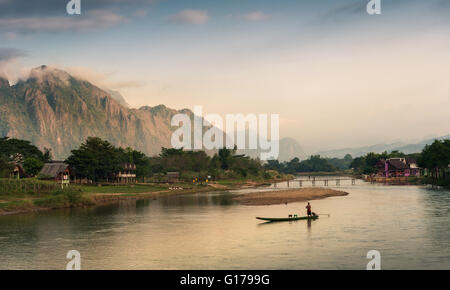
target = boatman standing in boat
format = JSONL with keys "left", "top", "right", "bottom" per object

{"left": 306, "top": 202, "right": 312, "bottom": 216}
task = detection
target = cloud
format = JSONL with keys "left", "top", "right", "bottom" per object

{"left": 432, "top": 0, "right": 450, "bottom": 9}
{"left": 3, "top": 32, "right": 17, "bottom": 40}
{"left": 0, "top": 10, "right": 124, "bottom": 34}
{"left": 0, "top": 47, "right": 27, "bottom": 81}
{"left": 0, "top": 47, "right": 27, "bottom": 62}
{"left": 65, "top": 66, "right": 142, "bottom": 90}
{"left": 320, "top": 0, "right": 417, "bottom": 22}
{"left": 243, "top": 11, "right": 271, "bottom": 21}
{"left": 0, "top": 0, "right": 159, "bottom": 17}
{"left": 167, "top": 9, "right": 209, "bottom": 24}
{"left": 135, "top": 9, "right": 148, "bottom": 17}
{"left": 322, "top": 0, "right": 368, "bottom": 20}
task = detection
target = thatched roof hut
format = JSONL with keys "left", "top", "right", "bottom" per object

{"left": 39, "top": 162, "right": 70, "bottom": 180}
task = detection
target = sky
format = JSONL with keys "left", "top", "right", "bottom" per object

{"left": 0, "top": 0, "right": 449, "bottom": 152}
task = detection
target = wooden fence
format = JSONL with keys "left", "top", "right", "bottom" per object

{"left": 0, "top": 178, "right": 60, "bottom": 195}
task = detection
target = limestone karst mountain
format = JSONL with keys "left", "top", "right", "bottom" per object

{"left": 0, "top": 65, "right": 189, "bottom": 159}
{"left": 0, "top": 65, "right": 308, "bottom": 161}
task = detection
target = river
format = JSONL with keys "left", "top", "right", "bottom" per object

{"left": 0, "top": 178, "right": 449, "bottom": 269}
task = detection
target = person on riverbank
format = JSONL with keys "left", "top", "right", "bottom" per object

{"left": 306, "top": 202, "right": 312, "bottom": 216}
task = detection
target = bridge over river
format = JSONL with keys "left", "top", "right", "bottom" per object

{"left": 275, "top": 177, "right": 357, "bottom": 188}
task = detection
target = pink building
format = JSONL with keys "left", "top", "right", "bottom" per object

{"left": 376, "top": 158, "right": 421, "bottom": 177}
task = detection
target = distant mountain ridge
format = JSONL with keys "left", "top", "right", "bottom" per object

{"left": 316, "top": 135, "right": 450, "bottom": 158}
{"left": 3, "top": 65, "right": 436, "bottom": 162}
{"left": 237, "top": 137, "right": 306, "bottom": 162}
{"left": 0, "top": 66, "right": 311, "bottom": 161}
{"left": 277, "top": 137, "right": 307, "bottom": 161}
{"left": 0, "top": 65, "right": 192, "bottom": 159}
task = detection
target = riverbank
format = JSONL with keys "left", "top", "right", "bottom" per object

{"left": 0, "top": 177, "right": 290, "bottom": 217}
{"left": 233, "top": 188, "right": 349, "bottom": 206}
{"left": 362, "top": 175, "right": 450, "bottom": 187}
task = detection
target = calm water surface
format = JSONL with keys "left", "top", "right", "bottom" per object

{"left": 0, "top": 179, "right": 449, "bottom": 269}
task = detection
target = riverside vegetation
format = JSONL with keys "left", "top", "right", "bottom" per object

{"left": 0, "top": 137, "right": 290, "bottom": 215}
{"left": 265, "top": 139, "right": 450, "bottom": 186}
{"left": 350, "top": 139, "right": 450, "bottom": 186}
{"left": 0, "top": 178, "right": 288, "bottom": 216}
{"left": 1, "top": 136, "right": 448, "bottom": 215}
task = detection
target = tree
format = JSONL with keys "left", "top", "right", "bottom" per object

{"left": 285, "top": 157, "right": 300, "bottom": 174}
{"left": 66, "top": 137, "right": 122, "bottom": 181}
{"left": 265, "top": 159, "right": 283, "bottom": 172}
{"left": 43, "top": 147, "right": 52, "bottom": 162}
{"left": 0, "top": 137, "right": 46, "bottom": 162}
{"left": 0, "top": 155, "right": 12, "bottom": 178}
{"left": 418, "top": 140, "right": 450, "bottom": 181}
{"left": 148, "top": 156, "right": 164, "bottom": 174}
{"left": 187, "top": 151, "right": 210, "bottom": 172}
{"left": 159, "top": 147, "right": 184, "bottom": 158}
{"left": 23, "top": 157, "right": 44, "bottom": 177}
{"left": 350, "top": 152, "right": 382, "bottom": 174}
{"left": 364, "top": 153, "right": 381, "bottom": 169}
{"left": 344, "top": 154, "right": 353, "bottom": 162}
{"left": 130, "top": 150, "right": 151, "bottom": 178}
{"left": 210, "top": 154, "right": 221, "bottom": 170}
{"left": 218, "top": 146, "right": 236, "bottom": 170}
{"left": 296, "top": 155, "right": 335, "bottom": 172}
{"left": 350, "top": 157, "right": 366, "bottom": 171}
{"left": 389, "top": 150, "right": 405, "bottom": 158}
{"left": 116, "top": 147, "right": 152, "bottom": 179}
{"left": 327, "top": 154, "right": 353, "bottom": 170}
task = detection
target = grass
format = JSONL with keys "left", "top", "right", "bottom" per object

{"left": 0, "top": 187, "right": 93, "bottom": 213}
{"left": 0, "top": 199, "right": 34, "bottom": 211}
{"left": 33, "top": 188, "right": 94, "bottom": 208}
{"left": 0, "top": 176, "right": 286, "bottom": 215}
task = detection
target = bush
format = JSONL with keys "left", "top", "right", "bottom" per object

{"left": 0, "top": 157, "right": 13, "bottom": 178}
{"left": 263, "top": 170, "right": 279, "bottom": 179}
{"left": 34, "top": 188, "right": 93, "bottom": 208}
{"left": 23, "top": 157, "right": 44, "bottom": 177}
